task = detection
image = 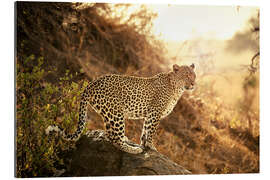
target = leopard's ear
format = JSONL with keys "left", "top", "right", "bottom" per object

{"left": 190, "top": 63, "right": 195, "bottom": 70}
{"left": 173, "top": 64, "right": 181, "bottom": 73}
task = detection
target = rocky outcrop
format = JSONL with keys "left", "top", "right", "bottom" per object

{"left": 60, "top": 130, "right": 191, "bottom": 176}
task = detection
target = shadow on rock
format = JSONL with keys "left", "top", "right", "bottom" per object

{"left": 59, "top": 130, "right": 191, "bottom": 176}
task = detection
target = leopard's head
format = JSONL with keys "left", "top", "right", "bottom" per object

{"left": 172, "top": 63, "right": 196, "bottom": 91}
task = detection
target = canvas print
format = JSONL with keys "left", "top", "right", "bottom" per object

{"left": 15, "top": 2, "right": 259, "bottom": 177}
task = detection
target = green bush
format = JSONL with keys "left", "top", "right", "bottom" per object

{"left": 16, "top": 55, "right": 87, "bottom": 177}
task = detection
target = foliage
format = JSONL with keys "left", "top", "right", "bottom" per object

{"left": 16, "top": 55, "right": 87, "bottom": 177}
{"left": 16, "top": 2, "right": 259, "bottom": 177}
{"left": 16, "top": 2, "right": 166, "bottom": 79}
{"left": 16, "top": 2, "right": 168, "bottom": 177}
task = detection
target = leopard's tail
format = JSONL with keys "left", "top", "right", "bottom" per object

{"left": 46, "top": 84, "right": 90, "bottom": 141}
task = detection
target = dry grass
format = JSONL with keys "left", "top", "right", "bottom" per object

{"left": 85, "top": 72, "right": 259, "bottom": 174}
{"left": 16, "top": 2, "right": 259, "bottom": 177}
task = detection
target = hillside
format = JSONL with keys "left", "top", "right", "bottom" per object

{"left": 16, "top": 2, "right": 259, "bottom": 177}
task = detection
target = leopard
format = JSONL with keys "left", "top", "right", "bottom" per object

{"left": 46, "top": 63, "right": 196, "bottom": 154}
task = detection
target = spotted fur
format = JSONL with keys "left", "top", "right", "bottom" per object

{"left": 46, "top": 64, "right": 196, "bottom": 154}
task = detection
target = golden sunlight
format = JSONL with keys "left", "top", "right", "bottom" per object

{"left": 149, "top": 5, "right": 257, "bottom": 41}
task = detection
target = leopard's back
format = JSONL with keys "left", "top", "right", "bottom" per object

{"left": 46, "top": 64, "right": 196, "bottom": 154}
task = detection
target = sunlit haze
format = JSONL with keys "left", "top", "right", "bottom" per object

{"left": 145, "top": 5, "right": 259, "bottom": 105}
{"left": 149, "top": 5, "right": 257, "bottom": 41}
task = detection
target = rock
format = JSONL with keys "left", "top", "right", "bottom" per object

{"left": 61, "top": 130, "right": 191, "bottom": 176}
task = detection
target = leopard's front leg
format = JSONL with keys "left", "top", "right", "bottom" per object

{"left": 140, "top": 116, "right": 160, "bottom": 151}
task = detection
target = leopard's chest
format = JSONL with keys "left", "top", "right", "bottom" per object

{"left": 161, "top": 96, "right": 180, "bottom": 119}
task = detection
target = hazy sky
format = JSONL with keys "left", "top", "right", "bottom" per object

{"left": 149, "top": 5, "right": 258, "bottom": 41}
{"left": 144, "top": 4, "right": 259, "bottom": 103}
